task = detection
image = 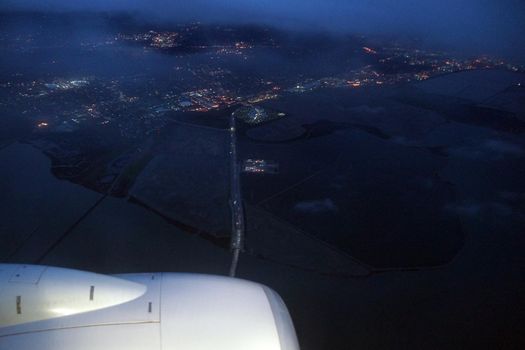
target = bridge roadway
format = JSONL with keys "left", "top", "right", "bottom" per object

{"left": 228, "top": 112, "right": 244, "bottom": 277}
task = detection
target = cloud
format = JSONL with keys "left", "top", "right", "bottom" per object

{"left": 450, "top": 139, "right": 524, "bottom": 159}
{"left": 446, "top": 201, "right": 514, "bottom": 217}
{"left": 2, "top": 0, "right": 525, "bottom": 59}
{"left": 294, "top": 198, "right": 338, "bottom": 214}
{"left": 483, "top": 140, "right": 524, "bottom": 155}
{"left": 350, "top": 105, "right": 385, "bottom": 115}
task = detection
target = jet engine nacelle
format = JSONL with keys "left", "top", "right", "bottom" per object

{"left": 0, "top": 264, "right": 299, "bottom": 350}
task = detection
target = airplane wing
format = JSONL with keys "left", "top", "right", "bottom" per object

{"left": 0, "top": 264, "right": 299, "bottom": 350}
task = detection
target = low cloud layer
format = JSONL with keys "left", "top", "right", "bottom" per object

{"left": 294, "top": 199, "right": 338, "bottom": 214}
{"left": 2, "top": 0, "right": 525, "bottom": 60}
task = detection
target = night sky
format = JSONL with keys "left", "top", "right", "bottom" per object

{"left": 2, "top": 0, "right": 525, "bottom": 60}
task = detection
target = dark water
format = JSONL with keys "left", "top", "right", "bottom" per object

{"left": 240, "top": 87, "right": 465, "bottom": 268}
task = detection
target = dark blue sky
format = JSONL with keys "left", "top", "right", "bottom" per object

{"left": 2, "top": 0, "right": 525, "bottom": 60}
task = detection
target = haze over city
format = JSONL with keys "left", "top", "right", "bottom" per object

{"left": 2, "top": 0, "right": 525, "bottom": 60}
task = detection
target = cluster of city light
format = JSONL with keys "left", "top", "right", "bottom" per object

{"left": 242, "top": 159, "right": 279, "bottom": 174}
{"left": 286, "top": 47, "right": 522, "bottom": 95}
{"left": 179, "top": 89, "right": 237, "bottom": 112}
{"left": 7, "top": 28, "right": 525, "bottom": 143}
{"left": 44, "top": 79, "right": 89, "bottom": 91}
{"left": 116, "top": 31, "right": 181, "bottom": 49}
{"left": 151, "top": 32, "right": 180, "bottom": 49}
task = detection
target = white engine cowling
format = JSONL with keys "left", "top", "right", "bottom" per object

{"left": 0, "top": 264, "right": 299, "bottom": 350}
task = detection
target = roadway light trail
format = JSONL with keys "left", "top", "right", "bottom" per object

{"left": 229, "top": 111, "right": 245, "bottom": 277}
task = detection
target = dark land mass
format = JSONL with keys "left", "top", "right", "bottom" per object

{"left": 240, "top": 87, "right": 464, "bottom": 268}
